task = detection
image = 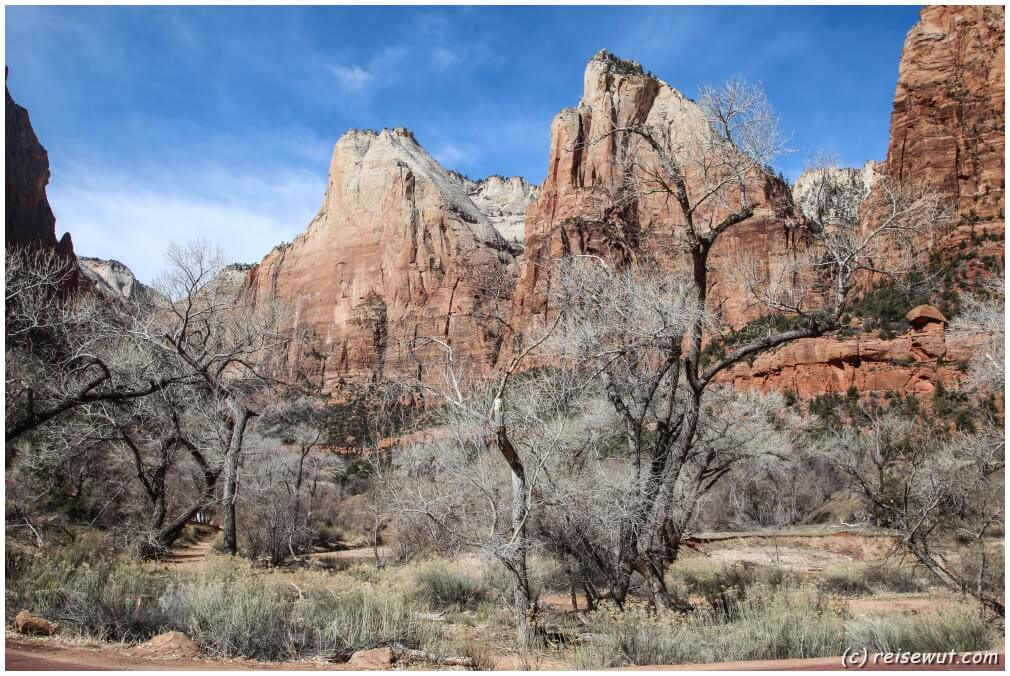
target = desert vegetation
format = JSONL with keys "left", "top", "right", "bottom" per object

{"left": 5, "top": 72, "right": 1004, "bottom": 669}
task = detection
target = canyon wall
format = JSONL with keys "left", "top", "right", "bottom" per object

{"left": 5, "top": 74, "right": 77, "bottom": 265}
{"left": 510, "top": 50, "right": 802, "bottom": 332}
{"left": 248, "top": 128, "right": 517, "bottom": 394}
{"left": 738, "top": 5, "right": 1004, "bottom": 399}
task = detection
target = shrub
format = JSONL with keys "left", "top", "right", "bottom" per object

{"left": 861, "top": 563, "right": 928, "bottom": 594}
{"left": 295, "top": 586, "right": 437, "bottom": 660}
{"left": 819, "top": 565, "right": 873, "bottom": 596}
{"left": 408, "top": 559, "right": 489, "bottom": 611}
{"left": 851, "top": 605, "right": 995, "bottom": 654}
{"left": 160, "top": 574, "right": 293, "bottom": 660}
{"left": 573, "top": 586, "right": 998, "bottom": 668}
{"left": 6, "top": 547, "right": 169, "bottom": 641}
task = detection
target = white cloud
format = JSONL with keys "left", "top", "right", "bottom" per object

{"left": 49, "top": 163, "right": 325, "bottom": 285}
{"left": 329, "top": 64, "right": 374, "bottom": 92}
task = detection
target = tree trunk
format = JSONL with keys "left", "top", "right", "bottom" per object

{"left": 494, "top": 395, "right": 536, "bottom": 648}
{"left": 222, "top": 404, "right": 251, "bottom": 555}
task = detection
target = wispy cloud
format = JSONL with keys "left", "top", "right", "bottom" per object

{"left": 329, "top": 64, "right": 374, "bottom": 92}
{"left": 430, "top": 141, "right": 481, "bottom": 171}
{"left": 50, "top": 162, "right": 325, "bottom": 284}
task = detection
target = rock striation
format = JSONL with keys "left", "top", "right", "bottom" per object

{"left": 883, "top": 5, "right": 1004, "bottom": 225}
{"left": 725, "top": 321, "right": 979, "bottom": 400}
{"left": 248, "top": 128, "right": 516, "bottom": 393}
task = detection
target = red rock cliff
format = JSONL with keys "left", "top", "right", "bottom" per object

{"left": 249, "top": 128, "right": 516, "bottom": 394}
{"left": 510, "top": 50, "right": 802, "bottom": 332}
{"left": 739, "top": 5, "right": 1005, "bottom": 399}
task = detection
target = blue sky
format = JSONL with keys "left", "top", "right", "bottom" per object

{"left": 6, "top": 5, "right": 922, "bottom": 283}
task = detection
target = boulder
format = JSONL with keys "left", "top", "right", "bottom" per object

{"left": 135, "top": 631, "right": 202, "bottom": 659}
{"left": 348, "top": 646, "right": 393, "bottom": 670}
{"left": 906, "top": 304, "right": 948, "bottom": 327}
{"left": 14, "top": 609, "right": 59, "bottom": 636}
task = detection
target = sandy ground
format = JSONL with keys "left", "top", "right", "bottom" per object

{"left": 5, "top": 637, "right": 338, "bottom": 671}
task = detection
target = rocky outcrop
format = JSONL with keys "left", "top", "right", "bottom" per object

{"left": 510, "top": 50, "right": 801, "bottom": 331}
{"left": 736, "top": 7, "right": 1005, "bottom": 401}
{"left": 249, "top": 128, "right": 515, "bottom": 393}
{"left": 724, "top": 322, "right": 976, "bottom": 399}
{"left": 5, "top": 74, "right": 77, "bottom": 266}
{"left": 883, "top": 5, "right": 1004, "bottom": 225}
{"left": 79, "top": 257, "right": 155, "bottom": 303}
{"left": 792, "top": 162, "right": 877, "bottom": 225}
{"left": 453, "top": 173, "right": 538, "bottom": 246}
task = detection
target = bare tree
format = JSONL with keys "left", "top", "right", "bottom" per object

{"left": 542, "top": 78, "right": 951, "bottom": 608}
{"left": 949, "top": 275, "right": 1004, "bottom": 392}
{"left": 376, "top": 339, "right": 575, "bottom": 647}
{"left": 5, "top": 247, "right": 186, "bottom": 449}
{"left": 829, "top": 410, "right": 1004, "bottom": 617}
{"left": 122, "top": 240, "right": 291, "bottom": 554}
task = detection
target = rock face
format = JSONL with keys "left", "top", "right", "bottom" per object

{"left": 5, "top": 75, "right": 77, "bottom": 264}
{"left": 792, "top": 162, "right": 877, "bottom": 225}
{"left": 453, "top": 173, "right": 538, "bottom": 246}
{"left": 725, "top": 323, "right": 978, "bottom": 400}
{"left": 510, "top": 50, "right": 800, "bottom": 331}
{"left": 884, "top": 5, "right": 1004, "bottom": 225}
{"left": 249, "top": 128, "right": 515, "bottom": 393}
{"left": 79, "top": 257, "right": 155, "bottom": 303}
{"left": 737, "top": 6, "right": 1004, "bottom": 400}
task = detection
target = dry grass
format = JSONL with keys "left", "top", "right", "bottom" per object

{"left": 573, "top": 585, "right": 998, "bottom": 668}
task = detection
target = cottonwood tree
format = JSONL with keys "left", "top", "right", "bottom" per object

{"left": 949, "top": 275, "right": 1005, "bottom": 392}
{"left": 377, "top": 333, "right": 575, "bottom": 647}
{"left": 122, "top": 240, "right": 291, "bottom": 554}
{"left": 101, "top": 384, "right": 229, "bottom": 552}
{"left": 830, "top": 411, "right": 1004, "bottom": 617}
{"left": 545, "top": 78, "right": 951, "bottom": 608}
{"left": 5, "top": 247, "right": 185, "bottom": 451}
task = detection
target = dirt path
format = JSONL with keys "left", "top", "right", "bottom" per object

{"left": 5, "top": 638, "right": 337, "bottom": 671}
{"left": 161, "top": 528, "right": 218, "bottom": 567}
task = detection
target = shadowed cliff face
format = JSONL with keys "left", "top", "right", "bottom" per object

{"left": 6, "top": 73, "right": 81, "bottom": 296}
{"left": 5, "top": 76, "right": 76, "bottom": 259}
{"left": 248, "top": 128, "right": 518, "bottom": 395}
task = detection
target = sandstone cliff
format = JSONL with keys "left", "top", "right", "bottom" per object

{"left": 510, "top": 49, "right": 801, "bottom": 332}
{"left": 792, "top": 161, "right": 878, "bottom": 226}
{"left": 249, "top": 128, "right": 516, "bottom": 393}
{"left": 884, "top": 5, "right": 1004, "bottom": 226}
{"left": 741, "top": 5, "right": 1004, "bottom": 399}
{"left": 452, "top": 172, "right": 538, "bottom": 246}
{"left": 79, "top": 257, "right": 156, "bottom": 304}
{"left": 5, "top": 75, "right": 77, "bottom": 263}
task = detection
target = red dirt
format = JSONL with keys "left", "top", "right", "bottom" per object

{"left": 5, "top": 637, "right": 337, "bottom": 671}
